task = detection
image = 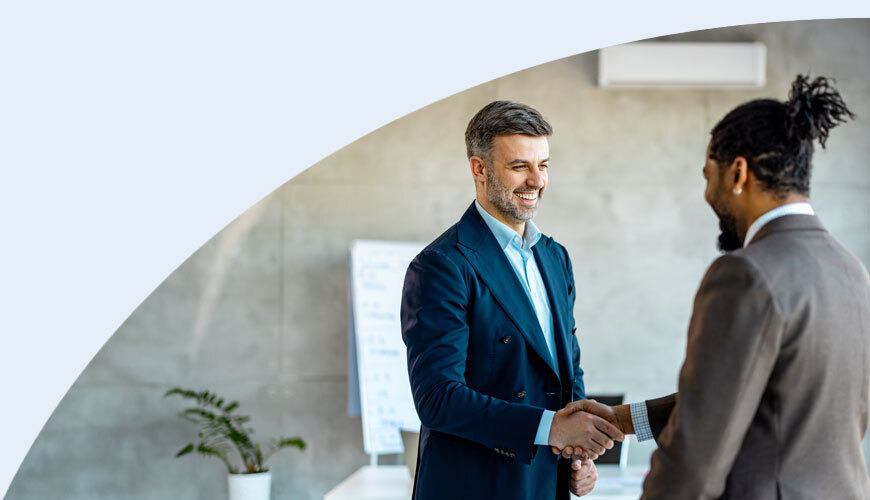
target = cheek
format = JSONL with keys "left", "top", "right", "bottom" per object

{"left": 704, "top": 179, "right": 715, "bottom": 205}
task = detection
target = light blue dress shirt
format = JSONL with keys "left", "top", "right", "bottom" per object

{"left": 474, "top": 201, "right": 558, "bottom": 446}
{"left": 630, "top": 202, "right": 816, "bottom": 442}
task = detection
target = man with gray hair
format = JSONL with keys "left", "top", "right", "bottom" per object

{"left": 401, "top": 101, "right": 622, "bottom": 499}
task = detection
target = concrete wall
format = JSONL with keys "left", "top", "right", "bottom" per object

{"left": 8, "top": 19, "right": 870, "bottom": 500}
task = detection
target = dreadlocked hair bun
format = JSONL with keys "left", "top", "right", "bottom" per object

{"left": 786, "top": 75, "right": 856, "bottom": 149}
{"left": 709, "top": 73, "right": 855, "bottom": 197}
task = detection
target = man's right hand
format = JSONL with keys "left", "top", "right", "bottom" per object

{"left": 553, "top": 400, "right": 634, "bottom": 460}
{"left": 547, "top": 407, "right": 624, "bottom": 460}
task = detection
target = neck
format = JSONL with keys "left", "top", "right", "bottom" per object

{"left": 476, "top": 196, "right": 526, "bottom": 237}
{"left": 738, "top": 192, "right": 809, "bottom": 241}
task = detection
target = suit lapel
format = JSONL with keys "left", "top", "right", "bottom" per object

{"left": 456, "top": 203, "right": 559, "bottom": 378}
{"left": 533, "top": 240, "right": 572, "bottom": 383}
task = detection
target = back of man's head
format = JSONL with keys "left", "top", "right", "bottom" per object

{"left": 709, "top": 74, "right": 855, "bottom": 198}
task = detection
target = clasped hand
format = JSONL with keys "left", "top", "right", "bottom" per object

{"left": 547, "top": 399, "right": 625, "bottom": 461}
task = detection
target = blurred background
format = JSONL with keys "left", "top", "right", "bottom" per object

{"left": 7, "top": 19, "right": 869, "bottom": 500}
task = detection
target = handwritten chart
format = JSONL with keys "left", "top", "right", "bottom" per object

{"left": 349, "top": 240, "right": 425, "bottom": 455}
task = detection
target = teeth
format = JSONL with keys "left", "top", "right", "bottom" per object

{"left": 516, "top": 192, "right": 537, "bottom": 200}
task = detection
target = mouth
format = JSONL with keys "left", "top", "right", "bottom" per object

{"left": 514, "top": 191, "right": 538, "bottom": 204}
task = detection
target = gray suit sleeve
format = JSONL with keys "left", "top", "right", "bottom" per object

{"left": 641, "top": 255, "right": 784, "bottom": 500}
{"left": 645, "top": 394, "right": 677, "bottom": 440}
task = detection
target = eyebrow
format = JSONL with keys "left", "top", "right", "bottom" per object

{"left": 508, "top": 157, "right": 550, "bottom": 165}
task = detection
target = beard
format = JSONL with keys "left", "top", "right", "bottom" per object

{"left": 485, "top": 167, "right": 539, "bottom": 222}
{"left": 715, "top": 210, "right": 743, "bottom": 252}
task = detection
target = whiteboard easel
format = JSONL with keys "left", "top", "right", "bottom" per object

{"left": 348, "top": 240, "right": 425, "bottom": 466}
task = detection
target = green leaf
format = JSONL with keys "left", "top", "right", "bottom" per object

{"left": 276, "top": 437, "right": 306, "bottom": 451}
{"left": 225, "top": 402, "right": 239, "bottom": 412}
{"left": 165, "top": 388, "right": 199, "bottom": 399}
{"left": 175, "top": 443, "right": 195, "bottom": 457}
{"left": 197, "top": 443, "right": 235, "bottom": 474}
{"left": 182, "top": 408, "right": 220, "bottom": 422}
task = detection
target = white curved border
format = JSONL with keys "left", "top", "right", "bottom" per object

{"left": 1, "top": 1, "right": 867, "bottom": 495}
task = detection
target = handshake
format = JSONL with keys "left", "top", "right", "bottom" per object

{"left": 547, "top": 399, "right": 634, "bottom": 461}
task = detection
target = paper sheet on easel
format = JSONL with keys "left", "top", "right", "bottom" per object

{"left": 349, "top": 240, "right": 425, "bottom": 455}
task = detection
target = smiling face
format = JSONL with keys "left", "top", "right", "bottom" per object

{"left": 478, "top": 134, "right": 549, "bottom": 229}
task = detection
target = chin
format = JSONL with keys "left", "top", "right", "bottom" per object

{"left": 514, "top": 208, "right": 537, "bottom": 221}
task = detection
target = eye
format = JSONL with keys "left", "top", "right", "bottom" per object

{"left": 540, "top": 163, "right": 549, "bottom": 169}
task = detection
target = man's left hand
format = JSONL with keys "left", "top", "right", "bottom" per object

{"left": 570, "top": 459, "right": 597, "bottom": 497}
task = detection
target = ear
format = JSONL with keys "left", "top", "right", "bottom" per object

{"left": 731, "top": 156, "right": 748, "bottom": 194}
{"left": 470, "top": 156, "right": 487, "bottom": 183}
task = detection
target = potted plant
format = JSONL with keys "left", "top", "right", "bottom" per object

{"left": 165, "top": 388, "right": 306, "bottom": 500}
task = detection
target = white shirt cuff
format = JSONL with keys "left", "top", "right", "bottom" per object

{"left": 534, "top": 410, "right": 556, "bottom": 446}
{"left": 631, "top": 401, "right": 654, "bottom": 442}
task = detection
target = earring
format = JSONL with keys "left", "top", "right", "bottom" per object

{"left": 733, "top": 187, "right": 742, "bottom": 195}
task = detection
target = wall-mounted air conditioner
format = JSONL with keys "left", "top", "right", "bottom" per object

{"left": 598, "top": 42, "right": 766, "bottom": 88}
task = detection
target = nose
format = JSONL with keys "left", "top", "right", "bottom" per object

{"left": 527, "top": 165, "right": 546, "bottom": 188}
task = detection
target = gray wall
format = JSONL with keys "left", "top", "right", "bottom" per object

{"left": 8, "top": 19, "right": 870, "bottom": 500}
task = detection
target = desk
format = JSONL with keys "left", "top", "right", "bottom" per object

{"left": 324, "top": 466, "right": 412, "bottom": 500}
{"left": 583, "top": 465, "right": 646, "bottom": 500}
{"left": 323, "top": 465, "right": 646, "bottom": 500}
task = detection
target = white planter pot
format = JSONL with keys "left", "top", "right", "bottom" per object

{"left": 228, "top": 471, "right": 271, "bottom": 500}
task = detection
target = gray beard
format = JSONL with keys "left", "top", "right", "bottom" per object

{"left": 485, "top": 168, "right": 538, "bottom": 222}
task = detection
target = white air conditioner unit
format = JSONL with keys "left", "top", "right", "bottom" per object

{"left": 598, "top": 42, "right": 766, "bottom": 88}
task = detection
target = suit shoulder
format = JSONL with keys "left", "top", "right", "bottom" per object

{"left": 416, "top": 222, "right": 460, "bottom": 257}
{"left": 822, "top": 233, "right": 870, "bottom": 284}
{"left": 538, "top": 234, "right": 572, "bottom": 265}
{"left": 409, "top": 222, "right": 467, "bottom": 274}
{"left": 550, "top": 236, "right": 570, "bottom": 258}
{"left": 705, "top": 252, "right": 766, "bottom": 282}
{"left": 703, "top": 252, "right": 784, "bottom": 313}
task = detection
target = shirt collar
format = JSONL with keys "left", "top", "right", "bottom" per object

{"left": 743, "top": 202, "right": 814, "bottom": 247}
{"left": 474, "top": 200, "right": 542, "bottom": 250}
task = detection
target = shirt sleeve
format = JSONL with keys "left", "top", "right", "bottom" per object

{"left": 534, "top": 410, "right": 555, "bottom": 446}
{"left": 630, "top": 401, "right": 654, "bottom": 442}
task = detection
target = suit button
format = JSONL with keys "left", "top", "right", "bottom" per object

{"left": 501, "top": 336, "right": 512, "bottom": 343}
{"left": 516, "top": 390, "right": 526, "bottom": 399}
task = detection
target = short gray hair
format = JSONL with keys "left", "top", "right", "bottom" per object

{"left": 465, "top": 101, "right": 553, "bottom": 162}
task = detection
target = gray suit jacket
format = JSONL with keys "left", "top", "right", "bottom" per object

{"left": 641, "top": 214, "right": 870, "bottom": 500}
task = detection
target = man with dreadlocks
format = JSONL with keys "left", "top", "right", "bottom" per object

{"left": 555, "top": 75, "right": 870, "bottom": 499}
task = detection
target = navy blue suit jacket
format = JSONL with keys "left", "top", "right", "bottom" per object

{"left": 401, "top": 202, "right": 585, "bottom": 500}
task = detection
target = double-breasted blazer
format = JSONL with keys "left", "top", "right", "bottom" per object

{"left": 401, "top": 202, "right": 584, "bottom": 500}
